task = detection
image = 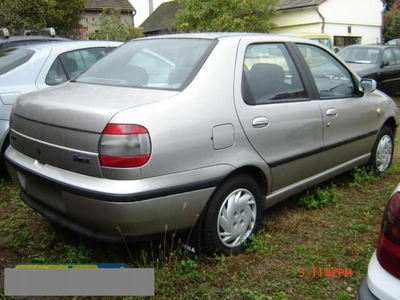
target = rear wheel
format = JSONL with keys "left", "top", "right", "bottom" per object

{"left": 201, "top": 175, "right": 263, "bottom": 255}
{"left": 369, "top": 126, "right": 393, "bottom": 173}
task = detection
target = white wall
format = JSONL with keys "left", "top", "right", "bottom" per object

{"left": 271, "top": 0, "right": 385, "bottom": 45}
{"left": 320, "top": 0, "right": 384, "bottom": 26}
{"left": 325, "top": 24, "right": 382, "bottom": 44}
{"left": 270, "top": 9, "right": 322, "bottom": 30}
{"left": 320, "top": 0, "right": 384, "bottom": 44}
{"left": 82, "top": 12, "right": 133, "bottom": 31}
{"left": 129, "top": 0, "right": 170, "bottom": 27}
{"left": 80, "top": 11, "right": 134, "bottom": 38}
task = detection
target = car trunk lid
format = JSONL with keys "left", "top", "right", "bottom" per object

{"left": 10, "top": 82, "right": 178, "bottom": 178}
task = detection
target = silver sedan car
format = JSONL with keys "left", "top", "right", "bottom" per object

{"left": 5, "top": 33, "right": 398, "bottom": 255}
{"left": 0, "top": 40, "right": 122, "bottom": 171}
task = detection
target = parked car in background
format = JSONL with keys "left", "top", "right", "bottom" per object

{"left": 297, "top": 33, "right": 334, "bottom": 51}
{"left": 337, "top": 44, "right": 400, "bottom": 94}
{"left": 4, "top": 33, "right": 398, "bottom": 255}
{"left": 0, "top": 40, "right": 122, "bottom": 171}
{"left": 0, "top": 27, "right": 70, "bottom": 50}
{"left": 280, "top": 32, "right": 334, "bottom": 51}
{"left": 356, "top": 182, "right": 400, "bottom": 300}
{"left": 386, "top": 38, "right": 400, "bottom": 47}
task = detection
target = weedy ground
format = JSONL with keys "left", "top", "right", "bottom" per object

{"left": 1, "top": 96, "right": 400, "bottom": 300}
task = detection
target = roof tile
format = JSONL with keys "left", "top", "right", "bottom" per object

{"left": 278, "top": 0, "right": 324, "bottom": 10}
{"left": 141, "top": 1, "right": 182, "bottom": 33}
{"left": 84, "top": 0, "right": 134, "bottom": 10}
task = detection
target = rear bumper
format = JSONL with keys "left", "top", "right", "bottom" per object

{"left": 355, "top": 275, "right": 378, "bottom": 300}
{"left": 356, "top": 251, "right": 400, "bottom": 300}
{"left": 5, "top": 146, "right": 231, "bottom": 241}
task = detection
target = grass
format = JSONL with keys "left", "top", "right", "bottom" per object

{"left": 1, "top": 97, "right": 400, "bottom": 299}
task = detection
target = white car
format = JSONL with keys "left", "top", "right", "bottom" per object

{"left": 0, "top": 40, "right": 122, "bottom": 171}
{"left": 356, "top": 182, "right": 400, "bottom": 300}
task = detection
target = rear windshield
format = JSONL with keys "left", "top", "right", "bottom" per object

{"left": 0, "top": 48, "right": 35, "bottom": 75}
{"left": 73, "top": 38, "right": 217, "bottom": 90}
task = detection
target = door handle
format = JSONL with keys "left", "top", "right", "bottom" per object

{"left": 252, "top": 117, "right": 269, "bottom": 128}
{"left": 326, "top": 108, "right": 338, "bottom": 118}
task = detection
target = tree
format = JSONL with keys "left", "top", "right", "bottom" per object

{"left": 174, "top": 0, "right": 279, "bottom": 33}
{"left": 0, "top": 0, "right": 85, "bottom": 37}
{"left": 384, "top": 0, "right": 400, "bottom": 40}
{"left": 48, "top": 0, "right": 86, "bottom": 37}
{"left": 89, "top": 9, "right": 144, "bottom": 42}
{"left": 386, "top": 0, "right": 395, "bottom": 10}
{"left": 386, "top": 0, "right": 400, "bottom": 10}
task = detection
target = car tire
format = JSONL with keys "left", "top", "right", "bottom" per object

{"left": 201, "top": 174, "right": 263, "bottom": 256}
{"left": 369, "top": 126, "right": 394, "bottom": 173}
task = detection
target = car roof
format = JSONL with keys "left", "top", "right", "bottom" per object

{"left": 0, "top": 35, "right": 71, "bottom": 50}
{"left": 131, "top": 32, "right": 324, "bottom": 45}
{"left": 16, "top": 40, "right": 123, "bottom": 51}
{"left": 387, "top": 38, "right": 400, "bottom": 43}
{"left": 3, "top": 35, "right": 69, "bottom": 40}
{"left": 128, "top": 32, "right": 330, "bottom": 52}
{"left": 343, "top": 44, "right": 394, "bottom": 49}
{"left": 0, "top": 35, "right": 70, "bottom": 43}
{"left": 135, "top": 32, "right": 313, "bottom": 39}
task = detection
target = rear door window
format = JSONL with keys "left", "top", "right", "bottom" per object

{"left": 382, "top": 48, "right": 395, "bottom": 66}
{"left": 45, "top": 57, "right": 68, "bottom": 85}
{"left": 46, "top": 47, "right": 108, "bottom": 85}
{"left": 242, "top": 43, "right": 307, "bottom": 104}
{"left": 62, "top": 47, "right": 108, "bottom": 71}
{"left": 394, "top": 47, "right": 400, "bottom": 64}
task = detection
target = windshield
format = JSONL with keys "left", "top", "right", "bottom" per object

{"left": 337, "top": 47, "right": 380, "bottom": 64}
{"left": 0, "top": 48, "right": 35, "bottom": 75}
{"left": 311, "top": 38, "right": 332, "bottom": 50}
{"left": 74, "top": 38, "right": 217, "bottom": 90}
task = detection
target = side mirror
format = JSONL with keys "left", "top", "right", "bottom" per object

{"left": 381, "top": 61, "right": 390, "bottom": 67}
{"left": 359, "top": 78, "right": 377, "bottom": 93}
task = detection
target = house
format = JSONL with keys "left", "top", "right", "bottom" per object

{"left": 129, "top": 0, "right": 169, "bottom": 26}
{"left": 136, "top": 0, "right": 386, "bottom": 47}
{"left": 140, "top": 1, "right": 182, "bottom": 36}
{"left": 270, "top": 0, "right": 386, "bottom": 47}
{"left": 81, "top": 0, "right": 136, "bottom": 38}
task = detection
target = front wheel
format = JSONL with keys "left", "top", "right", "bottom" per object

{"left": 201, "top": 175, "right": 263, "bottom": 255}
{"left": 369, "top": 126, "right": 394, "bottom": 173}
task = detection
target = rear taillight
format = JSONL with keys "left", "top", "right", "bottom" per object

{"left": 99, "top": 124, "right": 151, "bottom": 168}
{"left": 377, "top": 191, "right": 400, "bottom": 278}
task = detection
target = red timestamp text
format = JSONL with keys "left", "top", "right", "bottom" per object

{"left": 298, "top": 267, "right": 353, "bottom": 278}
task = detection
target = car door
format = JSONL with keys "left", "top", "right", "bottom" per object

{"left": 295, "top": 43, "right": 378, "bottom": 171}
{"left": 234, "top": 40, "right": 324, "bottom": 192}
{"left": 378, "top": 47, "right": 400, "bottom": 93}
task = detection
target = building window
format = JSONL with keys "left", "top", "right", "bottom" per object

{"left": 334, "top": 36, "right": 361, "bottom": 48}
